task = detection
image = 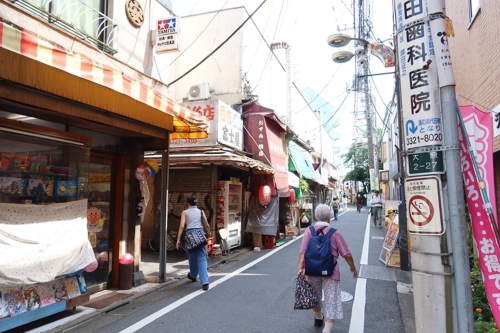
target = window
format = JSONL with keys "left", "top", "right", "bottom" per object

{"left": 469, "top": 0, "right": 481, "bottom": 25}
{"left": 14, "top": 0, "right": 118, "bottom": 54}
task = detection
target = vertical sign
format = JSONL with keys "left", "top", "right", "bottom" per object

{"left": 405, "top": 176, "right": 445, "bottom": 235}
{"left": 156, "top": 17, "right": 179, "bottom": 53}
{"left": 395, "top": 0, "right": 443, "bottom": 149}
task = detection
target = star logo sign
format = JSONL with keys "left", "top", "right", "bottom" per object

{"left": 167, "top": 18, "right": 176, "bottom": 29}
{"left": 157, "top": 20, "right": 166, "bottom": 30}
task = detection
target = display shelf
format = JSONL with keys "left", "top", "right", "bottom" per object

{"left": 0, "top": 170, "right": 79, "bottom": 178}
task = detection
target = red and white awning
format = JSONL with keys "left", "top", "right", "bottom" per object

{"left": 0, "top": 19, "right": 208, "bottom": 138}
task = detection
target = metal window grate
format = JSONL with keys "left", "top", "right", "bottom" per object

{"left": 10, "top": 0, "right": 119, "bottom": 55}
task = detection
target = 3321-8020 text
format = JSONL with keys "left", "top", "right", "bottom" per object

{"left": 406, "top": 134, "right": 442, "bottom": 146}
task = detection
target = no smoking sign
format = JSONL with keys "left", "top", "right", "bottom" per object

{"left": 405, "top": 176, "right": 445, "bottom": 235}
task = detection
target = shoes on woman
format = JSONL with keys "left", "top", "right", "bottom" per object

{"left": 187, "top": 273, "right": 196, "bottom": 282}
{"left": 202, "top": 283, "right": 209, "bottom": 291}
{"left": 314, "top": 315, "right": 324, "bottom": 327}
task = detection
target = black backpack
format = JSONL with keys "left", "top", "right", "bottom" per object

{"left": 305, "top": 226, "right": 337, "bottom": 277}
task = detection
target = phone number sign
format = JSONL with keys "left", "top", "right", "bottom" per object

{"left": 405, "top": 176, "right": 445, "bottom": 235}
{"left": 395, "top": 0, "right": 443, "bottom": 150}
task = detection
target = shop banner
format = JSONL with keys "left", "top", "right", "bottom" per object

{"left": 459, "top": 105, "right": 497, "bottom": 222}
{"left": 458, "top": 106, "right": 500, "bottom": 325}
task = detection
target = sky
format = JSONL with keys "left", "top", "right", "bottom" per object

{"left": 169, "top": 0, "right": 395, "bottom": 167}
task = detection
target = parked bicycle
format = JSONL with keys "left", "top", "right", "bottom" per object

{"left": 148, "top": 225, "right": 184, "bottom": 252}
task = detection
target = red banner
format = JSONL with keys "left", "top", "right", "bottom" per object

{"left": 458, "top": 105, "right": 500, "bottom": 324}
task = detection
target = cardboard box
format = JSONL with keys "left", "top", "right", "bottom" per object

{"left": 285, "top": 225, "right": 299, "bottom": 236}
{"left": 386, "top": 250, "right": 401, "bottom": 267}
{"left": 25, "top": 179, "right": 53, "bottom": 196}
{"left": 0, "top": 177, "right": 23, "bottom": 195}
{"left": 54, "top": 180, "right": 78, "bottom": 197}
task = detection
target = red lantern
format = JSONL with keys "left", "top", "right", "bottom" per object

{"left": 287, "top": 188, "right": 296, "bottom": 203}
{"left": 258, "top": 185, "right": 271, "bottom": 206}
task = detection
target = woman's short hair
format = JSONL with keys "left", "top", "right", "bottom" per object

{"left": 315, "top": 204, "right": 332, "bottom": 222}
{"left": 186, "top": 196, "right": 197, "bottom": 206}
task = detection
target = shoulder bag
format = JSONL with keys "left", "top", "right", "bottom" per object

{"left": 184, "top": 209, "right": 207, "bottom": 252}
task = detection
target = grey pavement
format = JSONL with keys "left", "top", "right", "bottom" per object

{"left": 5, "top": 206, "right": 415, "bottom": 333}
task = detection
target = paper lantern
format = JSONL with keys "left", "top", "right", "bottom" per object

{"left": 287, "top": 188, "right": 296, "bottom": 203}
{"left": 135, "top": 165, "right": 151, "bottom": 181}
{"left": 84, "top": 260, "right": 98, "bottom": 272}
{"left": 258, "top": 185, "right": 271, "bottom": 206}
{"left": 145, "top": 159, "right": 159, "bottom": 176}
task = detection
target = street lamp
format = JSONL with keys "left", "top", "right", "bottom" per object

{"left": 327, "top": 33, "right": 395, "bottom": 192}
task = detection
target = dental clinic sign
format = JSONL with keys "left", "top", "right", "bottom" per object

{"left": 156, "top": 17, "right": 179, "bottom": 53}
{"left": 396, "top": 0, "right": 443, "bottom": 150}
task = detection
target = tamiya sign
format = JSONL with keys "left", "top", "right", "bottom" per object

{"left": 156, "top": 17, "right": 179, "bottom": 53}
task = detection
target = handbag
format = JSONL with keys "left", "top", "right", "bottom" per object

{"left": 184, "top": 210, "right": 207, "bottom": 252}
{"left": 294, "top": 274, "right": 319, "bottom": 310}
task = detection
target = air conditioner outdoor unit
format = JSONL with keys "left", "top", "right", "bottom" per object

{"left": 188, "top": 83, "right": 211, "bottom": 101}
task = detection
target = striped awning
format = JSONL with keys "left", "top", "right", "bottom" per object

{"left": 0, "top": 19, "right": 208, "bottom": 139}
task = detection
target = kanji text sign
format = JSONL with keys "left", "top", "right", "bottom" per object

{"left": 407, "top": 151, "right": 445, "bottom": 175}
{"left": 406, "top": 176, "right": 445, "bottom": 235}
{"left": 395, "top": 0, "right": 443, "bottom": 149}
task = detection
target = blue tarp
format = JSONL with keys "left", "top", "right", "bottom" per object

{"left": 288, "top": 142, "right": 317, "bottom": 181}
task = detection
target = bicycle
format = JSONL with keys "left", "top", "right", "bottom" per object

{"left": 357, "top": 202, "right": 362, "bottom": 213}
{"left": 148, "top": 225, "right": 184, "bottom": 251}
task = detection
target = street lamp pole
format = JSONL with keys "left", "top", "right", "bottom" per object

{"left": 328, "top": 33, "right": 377, "bottom": 190}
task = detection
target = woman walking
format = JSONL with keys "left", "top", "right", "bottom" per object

{"left": 298, "top": 204, "right": 358, "bottom": 333}
{"left": 176, "top": 196, "right": 212, "bottom": 290}
{"left": 342, "top": 195, "right": 348, "bottom": 211}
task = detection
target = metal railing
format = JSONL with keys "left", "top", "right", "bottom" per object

{"left": 10, "top": 0, "right": 119, "bottom": 55}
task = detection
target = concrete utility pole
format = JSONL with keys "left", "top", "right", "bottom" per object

{"left": 428, "top": 2, "right": 474, "bottom": 331}
{"left": 356, "top": 0, "right": 376, "bottom": 191}
{"left": 394, "top": 0, "right": 474, "bottom": 331}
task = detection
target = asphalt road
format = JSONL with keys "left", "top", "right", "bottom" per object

{"left": 60, "top": 206, "right": 411, "bottom": 333}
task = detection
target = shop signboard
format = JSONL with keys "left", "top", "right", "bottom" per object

{"left": 156, "top": 17, "right": 179, "bottom": 53}
{"left": 170, "top": 100, "right": 243, "bottom": 150}
{"left": 395, "top": 0, "right": 443, "bottom": 150}
{"left": 405, "top": 176, "right": 445, "bottom": 235}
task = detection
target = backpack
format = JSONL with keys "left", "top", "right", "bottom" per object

{"left": 305, "top": 226, "right": 337, "bottom": 277}
{"left": 331, "top": 201, "right": 339, "bottom": 210}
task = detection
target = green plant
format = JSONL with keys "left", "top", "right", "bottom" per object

{"left": 467, "top": 215, "right": 499, "bottom": 332}
{"left": 299, "top": 179, "right": 312, "bottom": 196}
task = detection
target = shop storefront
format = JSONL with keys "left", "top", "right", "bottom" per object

{"left": 243, "top": 103, "right": 290, "bottom": 240}
{"left": 0, "top": 15, "right": 207, "bottom": 330}
{"left": 144, "top": 100, "right": 273, "bottom": 252}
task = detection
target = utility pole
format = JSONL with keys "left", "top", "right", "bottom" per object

{"left": 356, "top": 0, "right": 376, "bottom": 191}
{"left": 394, "top": 0, "right": 474, "bottom": 331}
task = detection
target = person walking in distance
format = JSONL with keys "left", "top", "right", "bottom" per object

{"left": 356, "top": 193, "right": 363, "bottom": 213}
{"left": 370, "top": 190, "right": 383, "bottom": 228}
{"left": 342, "top": 195, "right": 348, "bottom": 211}
{"left": 298, "top": 204, "right": 358, "bottom": 333}
{"left": 330, "top": 197, "right": 340, "bottom": 220}
{"left": 176, "top": 196, "right": 211, "bottom": 290}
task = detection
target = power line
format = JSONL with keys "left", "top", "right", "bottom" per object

{"left": 159, "top": 0, "right": 230, "bottom": 75}
{"left": 293, "top": 66, "right": 342, "bottom": 114}
{"left": 167, "top": 0, "right": 268, "bottom": 86}
{"left": 252, "top": 0, "right": 287, "bottom": 91}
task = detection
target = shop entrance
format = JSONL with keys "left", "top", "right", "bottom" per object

{"left": 84, "top": 151, "right": 123, "bottom": 291}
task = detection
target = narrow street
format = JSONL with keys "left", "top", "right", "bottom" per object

{"left": 29, "top": 207, "right": 414, "bottom": 333}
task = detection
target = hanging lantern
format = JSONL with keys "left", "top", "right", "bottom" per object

{"left": 287, "top": 188, "right": 296, "bottom": 203}
{"left": 258, "top": 185, "right": 271, "bottom": 206}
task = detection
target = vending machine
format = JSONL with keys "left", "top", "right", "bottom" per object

{"left": 216, "top": 180, "right": 242, "bottom": 249}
